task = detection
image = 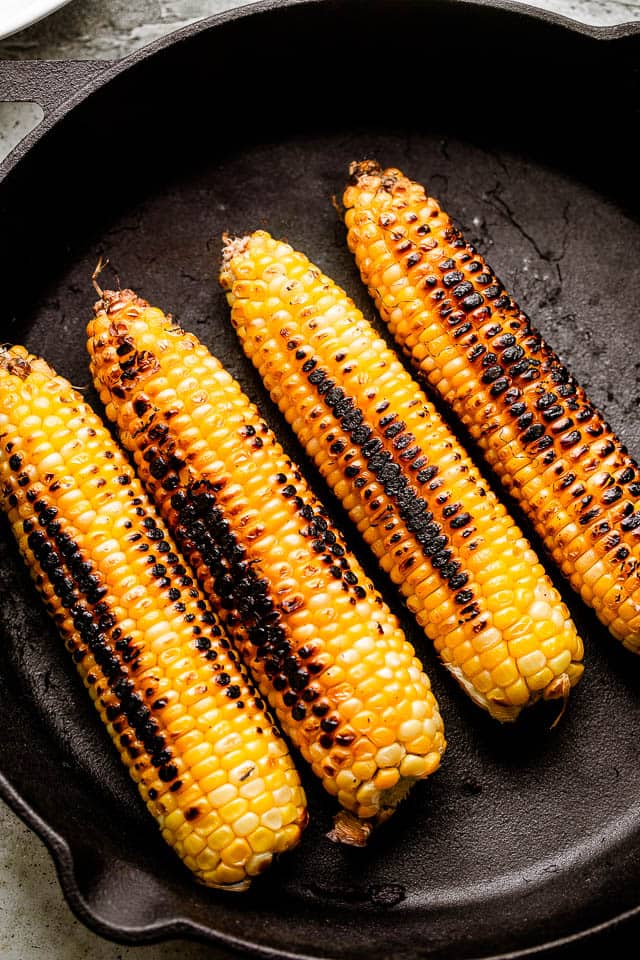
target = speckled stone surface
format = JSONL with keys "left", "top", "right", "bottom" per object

{"left": 0, "top": 1, "right": 639, "bottom": 957}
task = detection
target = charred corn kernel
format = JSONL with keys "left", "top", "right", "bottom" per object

{"left": 0, "top": 346, "right": 305, "bottom": 891}
{"left": 220, "top": 231, "right": 584, "bottom": 722}
{"left": 87, "top": 289, "right": 445, "bottom": 838}
{"left": 345, "top": 160, "right": 640, "bottom": 653}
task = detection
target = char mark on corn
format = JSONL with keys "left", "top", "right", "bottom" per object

{"left": 0, "top": 345, "right": 306, "bottom": 890}
{"left": 219, "top": 230, "right": 584, "bottom": 723}
{"left": 344, "top": 160, "right": 640, "bottom": 652}
{"left": 87, "top": 289, "right": 446, "bottom": 836}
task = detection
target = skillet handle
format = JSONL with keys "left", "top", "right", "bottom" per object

{"left": 0, "top": 59, "right": 112, "bottom": 114}
{"left": 0, "top": 59, "right": 114, "bottom": 177}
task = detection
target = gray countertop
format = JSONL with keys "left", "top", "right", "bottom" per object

{"left": 1, "top": 1, "right": 639, "bottom": 957}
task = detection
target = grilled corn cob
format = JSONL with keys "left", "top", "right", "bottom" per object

{"left": 220, "top": 231, "right": 584, "bottom": 723}
{"left": 0, "top": 345, "right": 306, "bottom": 889}
{"left": 87, "top": 288, "right": 445, "bottom": 840}
{"left": 344, "top": 161, "right": 640, "bottom": 653}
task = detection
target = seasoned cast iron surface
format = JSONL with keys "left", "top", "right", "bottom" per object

{"left": 1, "top": 3, "right": 640, "bottom": 957}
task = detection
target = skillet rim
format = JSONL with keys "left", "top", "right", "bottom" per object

{"left": 1, "top": 0, "right": 640, "bottom": 955}
{"left": 1, "top": 0, "right": 640, "bottom": 184}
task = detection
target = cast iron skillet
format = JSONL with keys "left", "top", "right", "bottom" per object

{"left": 1, "top": 1, "right": 640, "bottom": 956}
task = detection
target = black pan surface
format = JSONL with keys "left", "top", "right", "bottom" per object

{"left": 1, "top": 1, "right": 640, "bottom": 957}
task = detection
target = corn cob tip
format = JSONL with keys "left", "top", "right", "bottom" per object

{"left": 0, "top": 344, "right": 57, "bottom": 381}
{"left": 544, "top": 672, "right": 572, "bottom": 702}
{"left": 543, "top": 672, "right": 574, "bottom": 731}
{"left": 0, "top": 344, "right": 31, "bottom": 379}
{"left": 327, "top": 811, "right": 373, "bottom": 848}
{"left": 348, "top": 159, "right": 383, "bottom": 183}
{"left": 91, "top": 254, "right": 147, "bottom": 317}
{"left": 220, "top": 233, "right": 250, "bottom": 289}
{"left": 93, "top": 287, "right": 146, "bottom": 318}
{"left": 327, "top": 771, "right": 420, "bottom": 845}
{"left": 91, "top": 255, "right": 109, "bottom": 298}
{"left": 544, "top": 673, "right": 571, "bottom": 730}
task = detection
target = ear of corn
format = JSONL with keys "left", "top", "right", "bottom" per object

{"left": 219, "top": 231, "right": 584, "bottom": 723}
{"left": 86, "top": 289, "right": 445, "bottom": 840}
{"left": 0, "top": 345, "right": 306, "bottom": 890}
{"left": 343, "top": 161, "right": 640, "bottom": 653}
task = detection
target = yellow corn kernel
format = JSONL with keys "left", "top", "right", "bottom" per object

{"left": 492, "top": 659, "right": 520, "bottom": 689}
{"left": 247, "top": 826, "right": 277, "bottom": 854}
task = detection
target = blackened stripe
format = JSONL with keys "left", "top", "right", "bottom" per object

{"left": 169, "top": 478, "right": 327, "bottom": 718}
{"left": 300, "top": 358, "right": 477, "bottom": 598}
{"left": 308, "top": 368, "right": 326, "bottom": 385}
{"left": 22, "top": 505, "right": 179, "bottom": 778}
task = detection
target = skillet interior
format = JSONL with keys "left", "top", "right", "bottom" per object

{"left": 1, "top": 1, "right": 640, "bottom": 956}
